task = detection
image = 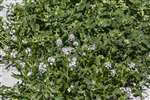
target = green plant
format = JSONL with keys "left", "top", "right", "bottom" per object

{"left": 0, "top": 0, "right": 150, "bottom": 100}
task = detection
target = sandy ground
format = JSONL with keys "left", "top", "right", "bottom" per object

{"left": 0, "top": 0, "right": 150, "bottom": 100}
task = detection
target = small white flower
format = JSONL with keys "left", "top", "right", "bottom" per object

{"left": 104, "top": 62, "right": 112, "bottom": 69}
{"left": 22, "top": 39, "right": 28, "bottom": 44}
{"left": 10, "top": 30, "right": 16, "bottom": 35}
{"left": 82, "top": 52, "right": 86, "bottom": 56}
{"left": 67, "top": 87, "right": 71, "bottom": 92}
{"left": 110, "top": 69, "right": 116, "bottom": 76}
{"left": 20, "top": 62, "right": 25, "bottom": 68}
{"left": 70, "top": 85, "right": 74, "bottom": 88}
{"left": 92, "top": 80, "right": 96, "bottom": 84}
{"left": 68, "top": 34, "right": 75, "bottom": 41}
{"left": 120, "top": 87, "right": 135, "bottom": 99}
{"left": 27, "top": 70, "right": 32, "bottom": 76}
{"left": 62, "top": 47, "right": 74, "bottom": 55}
{"left": 48, "top": 57, "right": 55, "bottom": 65}
{"left": 17, "top": 60, "right": 26, "bottom": 68}
{"left": 25, "top": 47, "right": 32, "bottom": 56}
{"left": 124, "top": 39, "right": 130, "bottom": 44}
{"left": 73, "top": 41, "right": 79, "bottom": 46}
{"left": 0, "top": 49, "right": 6, "bottom": 57}
{"left": 69, "top": 57, "right": 77, "bottom": 68}
{"left": 88, "top": 44, "right": 96, "bottom": 50}
{"left": 11, "top": 35, "right": 17, "bottom": 41}
{"left": 69, "top": 61, "right": 76, "bottom": 68}
{"left": 39, "top": 62, "right": 47, "bottom": 73}
{"left": 10, "top": 49, "right": 18, "bottom": 58}
{"left": 72, "top": 57, "right": 77, "bottom": 62}
{"left": 120, "top": 87, "right": 132, "bottom": 94}
{"left": 0, "top": 49, "right": 6, "bottom": 61}
{"left": 82, "top": 44, "right": 88, "bottom": 49}
{"left": 67, "top": 85, "right": 74, "bottom": 92}
{"left": 128, "top": 62, "right": 136, "bottom": 69}
{"left": 56, "top": 38, "right": 63, "bottom": 47}
{"left": 4, "top": 45, "right": 10, "bottom": 51}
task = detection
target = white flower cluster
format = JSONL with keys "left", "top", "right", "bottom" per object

{"left": 120, "top": 87, "right": 140, "bottom": 100}
{"left": 39, "top": 62, "right": 48, "bottom": 73}
{"left": 68, "top": 34, "right": 79, "bottom": 47}
{"left": 55, "top": 34, "right": 80, "bottom": 69}
{"left": 104, "top": 62, "right": 112, "bottom": 69}
{"left": 104, "top": 62, "right": 116, "bottom": 76}
{"left": 88, "top": 44, "right": 96, "bottom": 50}
{"left": 67, "top": 85, "right": 74, "bottom": 92}
{"left": 11, "top": 35, "right": 17, "bottom": 41}
{"left": 68, "top": 57, "right": 77, "bottom": 68}
{"left": 128, "top": 62, "right": 136, "bottom": 69}
{"left": 10, "top": 30, "right": 16, "bottom": 35}
{"left": 120, "top": 87, "right": 132, "bottom": 95}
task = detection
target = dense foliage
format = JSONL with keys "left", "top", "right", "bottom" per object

{"left": 0, "top": 0, "right": 150, "bottom": 99}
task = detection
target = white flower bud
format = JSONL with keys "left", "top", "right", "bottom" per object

{"left": 110, "top": 69, "right": 116, "bottom": 76}
{"left": 48, "top": 57, "right": 55, "bottom": 65}
{"left": 56, "top": 38, "right": 63, "bottom": 47}
{"left": 27, "top": 70, "right": 32, "bottom": 76}
{"left": 68, "top": 34, "right": 75, "bottom": 41}
{"left": 73, "top": 41, "right": 79, "bottom": 46}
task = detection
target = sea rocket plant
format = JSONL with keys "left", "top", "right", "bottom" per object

{"left": 1, "top": 0, "right": 150, "bottom": 99}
